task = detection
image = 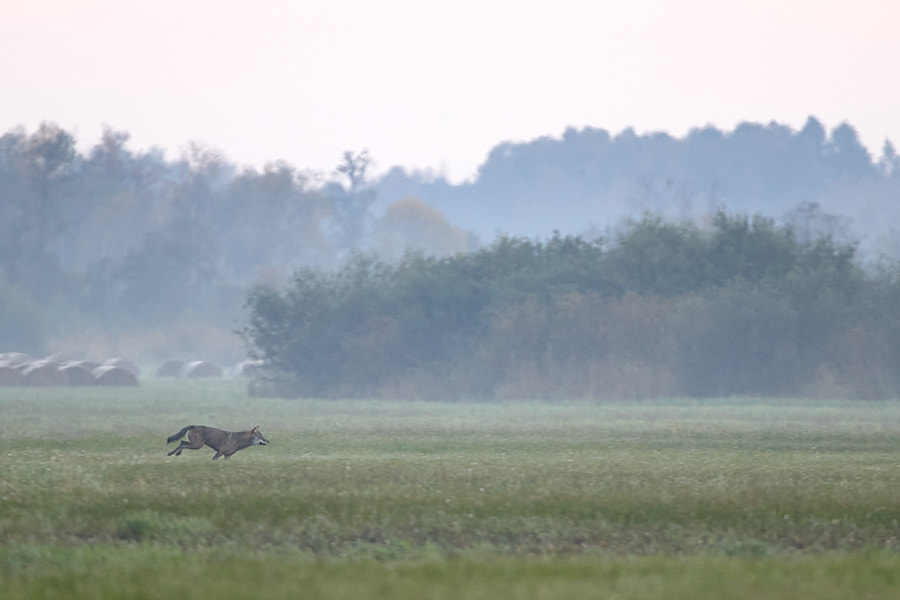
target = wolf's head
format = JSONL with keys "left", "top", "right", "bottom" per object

{"left": 250, "top": 426, "right": 269, "bottom": 446}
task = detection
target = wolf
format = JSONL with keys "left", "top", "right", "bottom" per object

{"left": 166, "top": 425, "right": 269, "bottom": 459}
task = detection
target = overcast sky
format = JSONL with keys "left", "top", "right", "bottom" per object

{"left": 2, "top": 0, "right": 898, "bottom": 182}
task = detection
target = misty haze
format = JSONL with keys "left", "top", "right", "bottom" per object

{"left": 1, "top": 117, "right": 899, "bottom": 398}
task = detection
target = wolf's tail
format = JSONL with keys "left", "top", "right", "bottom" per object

{"left": 166, "top": 425, "right": 194, "bottom": 444}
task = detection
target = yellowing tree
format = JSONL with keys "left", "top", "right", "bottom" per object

{"left": 375, "top": 197, "right": 474, "bottom": 260}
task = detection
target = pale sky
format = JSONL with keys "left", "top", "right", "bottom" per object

{"left": 2, "top": 0, "right": 898, "bottom": 182}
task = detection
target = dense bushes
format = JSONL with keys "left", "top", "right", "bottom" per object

{"left": 241, "top": 214, "right": 900, "bottom": 399}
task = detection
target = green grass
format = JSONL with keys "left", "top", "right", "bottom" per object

{"left": 2, "top": 382, "right": 900, "bottom": 597}
{"left": 3, "top": 547, "right": 900, "bottom": 600}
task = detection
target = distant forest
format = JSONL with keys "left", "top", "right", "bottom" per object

{"left": 1, "top": 117, "right": 898, "bottom": 375}
{"left": 381, "top": 116, "right": 900, "bottom": 252}
{"left": 0, "top": 124, "right": 471, "bottom": 362}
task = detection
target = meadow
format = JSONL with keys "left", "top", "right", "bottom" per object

{"left": 2, "top": 380, "right": 900, "bottom": 598}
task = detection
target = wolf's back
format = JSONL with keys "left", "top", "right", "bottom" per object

{"left": 167, "top": 425, "right": 195, "bottom": 444}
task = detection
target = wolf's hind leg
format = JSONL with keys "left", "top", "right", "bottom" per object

{"left": 167, "top": 442, "right": 186, "bottom": 456}
{"left": 168, "top": 437, "right": 204, "bottom": 456}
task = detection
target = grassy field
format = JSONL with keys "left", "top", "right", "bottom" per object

{"left": 2, "top": 381, "right": 900, "bottom": 598}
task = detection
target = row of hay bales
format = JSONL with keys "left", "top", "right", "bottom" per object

{"left": 1, "top": 352, "right": 255, "bottom": 386}
{"left": 154, "top": 359, "right": 226, "bottom": 378}
{"left": 0, "top": 353, "right": 140, "bottom": 387}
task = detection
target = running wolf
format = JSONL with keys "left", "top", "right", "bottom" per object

{"left": 166, "top": 425, "right": 269, "bottom": 459}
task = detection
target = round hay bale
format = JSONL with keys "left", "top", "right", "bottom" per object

{"left": 103, "top": 357, "right": 141, "bottom": 377}
{"left": 0, "top": 365, "right": 22, "bottom": 386}
{"left": 60, "top": 364, "right": 97, "bottom": 386}
{"left": 0, "top": 352, "right": 33, "bottom": 366}
{"left": 181, "top": 360, "right": 224, "bottom": 378}
{"left": 233, "top": 360, "right": 264, "bottom": 377}
{"left": 65, "top": 360, "right": 101, "bottom": 372}
{"left": 21, "top": 361, "right": 67, "bottom": 386}
{"left": 155, "top": 359, "right": 186, "bottom": 377}
{"left": 92, "top": 365, "right": 139, "bottom": 387}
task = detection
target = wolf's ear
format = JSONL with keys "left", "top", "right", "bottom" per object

{"left": 252, "top": 425, "right": 259, "bottom": 432}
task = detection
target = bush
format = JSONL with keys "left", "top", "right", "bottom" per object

{"left": 242, "top": 215, "right": 899, "bottom": 399}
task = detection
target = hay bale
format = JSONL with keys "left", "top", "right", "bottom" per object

{"left": 92, "top": 365, "right": 139, "bottom": 387}
{"left": 60, "top": 364, "right": 97, "bottom": 386}
{"left": 155, "top": 359, "right": 186, "bottom": 377}
{"left": 21, "top": 361, "right": 67, "bottom": 386}
{"left": 233, "top": 360, "right": 264, "bottom": 377}
{"left": 0, "top": 365, "right": 22, "bottom": 386}
{"left": 181, "top": 360, "right": 224, "bottom": 378}
{"left": 103, "top": 357, "right": 141, "bottom": 377}
{"left": 65, "top": 360, "right": 101, "bottom": 372}
{"left": 0, "top": 352, "right": 33, "bottom": 366}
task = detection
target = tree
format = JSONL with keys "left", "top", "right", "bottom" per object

{"left": 218, "top": 161, "right": 331, "bottom": 278}
{"left": 375, "top": 197, "right": 473, "bottom": 260}
{"left": 799, "top": 116, "right": 826, "bottom": 146}
{"left": 19, "top": 122, "right": 77, "bottom": 255}
{"left": 879, "top": 140, "right": 899, "bottom": 175}
{"left": 709, "top": 212, "right": 798, "bottom": 281}
{"left": 0, "top": 123, "right": 77, "bottom": 298}
{"left": 84, "top": 219, "right": 220, "bottom": 325}
{"left": 241, "top": 253, "right": 394, "bottom": 396}
{"left": 327, "top": 150, "right": 377, "bottom": 251}
{"left": 605, "top": 215, "right": 710, "bottom": 295}
{"left": 335, "top": 149, "right": 371, "bottom": 193}
{"left": 827, "top": 123, "right": 872, "bottom": 178}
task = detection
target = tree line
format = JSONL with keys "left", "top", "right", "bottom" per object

{"left": 379, "top": 117, "right": 900, "bottom": 255}
{"left": 0, "top": 122, "right": 469, "bottom": 357}
{"left": 242, "top": 213, "right": 900, "bottom": 400}
{"left": 3, "top": 117, "right": 898, "bottom": 371}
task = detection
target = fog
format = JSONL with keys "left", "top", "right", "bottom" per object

{"left": 0, "top": 117, "right": 897, "bottom": 372}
